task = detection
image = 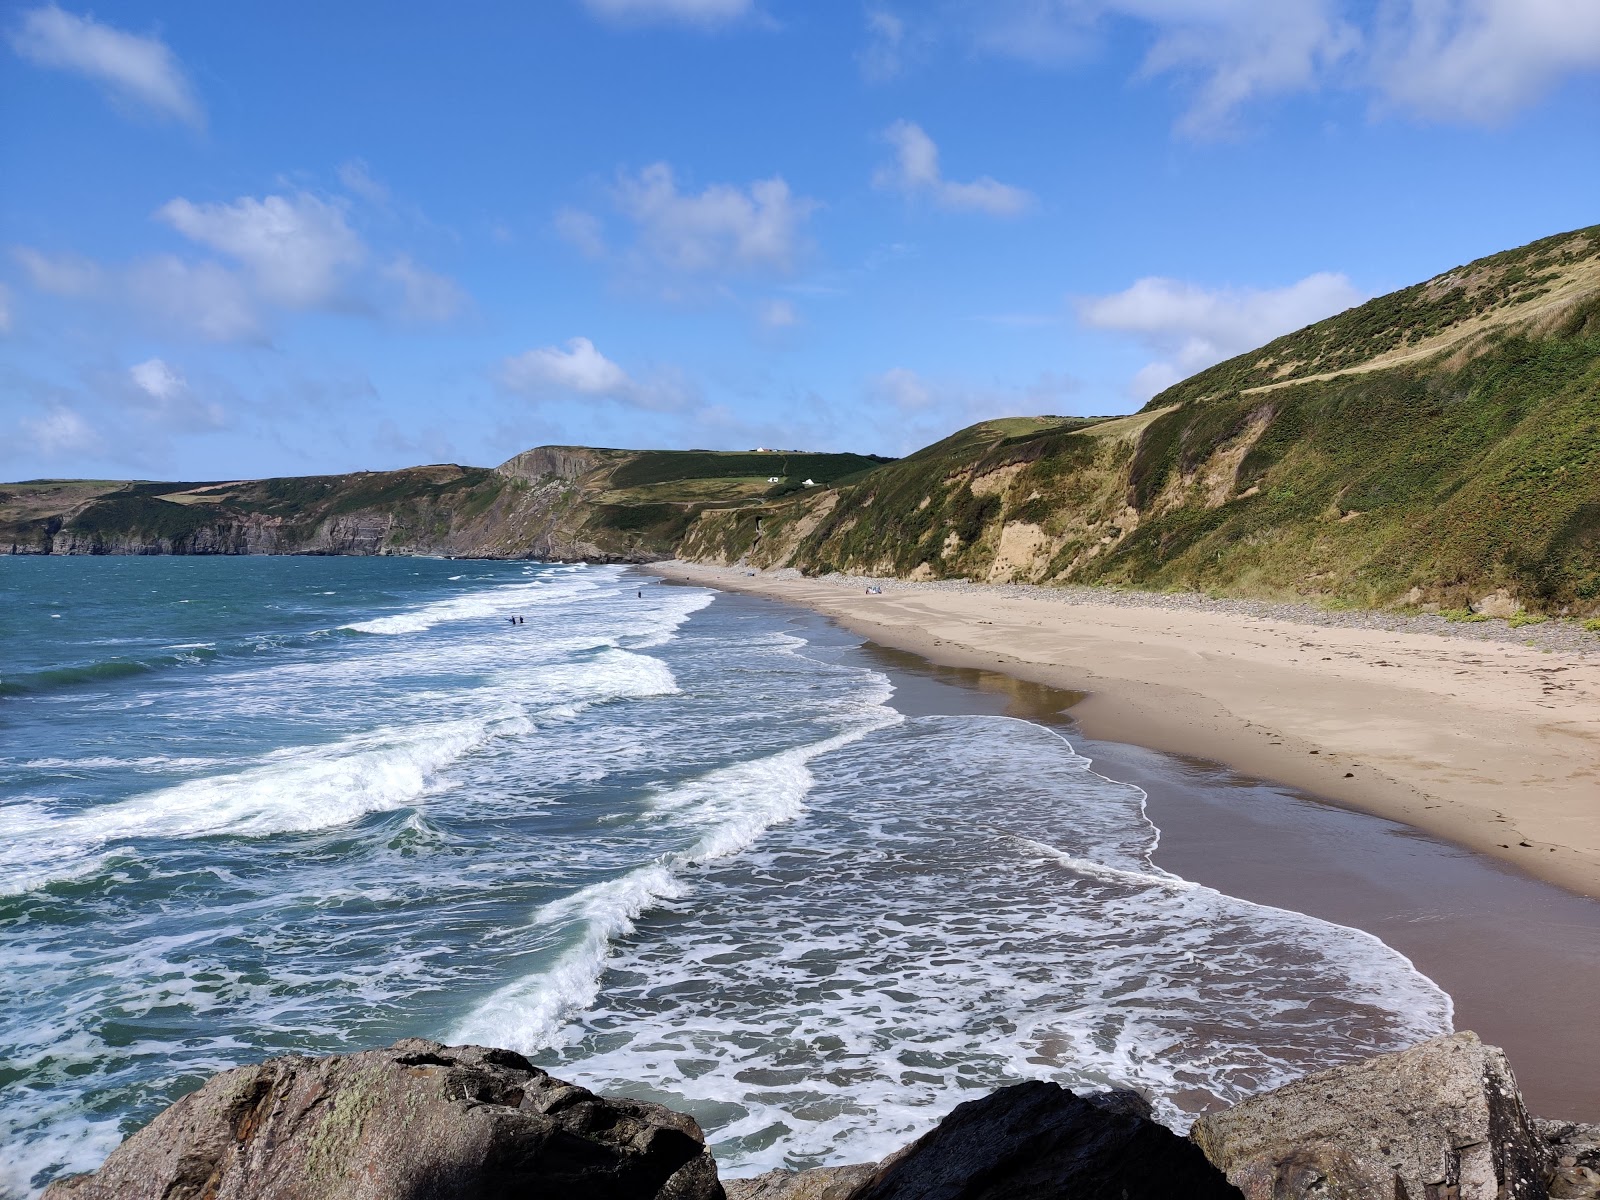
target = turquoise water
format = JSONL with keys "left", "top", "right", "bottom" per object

{"left": 0, "top": 557, "right": 1452, "bottom": 1195}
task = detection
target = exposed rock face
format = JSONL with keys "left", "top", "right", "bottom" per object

{"left": 843, "top": 1080, "right": 1242, "bottom": 1200}
{"left": 43, "top": 1039, "right": 724, "bottom": 1200}
{"left": 494, "top": 445, "right": 615, "bottom": 484}
{"left": 1537, "top": 1121, "right": 1600, "bottom": 1198}
{"left": 722, "top": 1164, "right": 876, "bottom": 1200}
{"left": 1472, "top": 589, "right": 1522, "bottom": 618}
{"left": 1190, "top": 1032, "right": 1549, "bottom": 1200}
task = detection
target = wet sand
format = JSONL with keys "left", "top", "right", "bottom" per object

{"left": 867, "top": 645, "right": 1600, "bottom": 1121}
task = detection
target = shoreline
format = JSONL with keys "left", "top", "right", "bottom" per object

{"left": 645, "top": 561, "right": 1600, "bottom": 903}
{"left": 656, "top": 573, "right": 1600, "bottom": 1119}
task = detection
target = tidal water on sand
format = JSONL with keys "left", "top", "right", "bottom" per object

{"left": 0, "top": 557, "right": 1452, "bottom": 1195}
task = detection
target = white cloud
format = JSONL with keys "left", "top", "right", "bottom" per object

{"left": 13, "top": 246, "right": 104, "bottom": 296}
{"left": 759, "top": 298, "right": 798, "bottom": 328}
{"left": 554, "top": 207, "right": 609, "bottom": 259}
{"left": 583, "top": 0, "right": 755, "bottom": 27}
{"left": 21, "top": 403, "right": 105, "bottom": 457}
{"left": 383, "top": 255, "right": 466, "bottom": 322}
{"left": 859, "top": 10, "right": 912, "bottom": 80}
{"left": 1079, "top": 270, "right": 1364, "bottom": 398}
{"left": 865, "top": 367, "right": 1082, "bottom": 452}
{"left": 498, "top": 337, "right": 689, "bottom": 411}
{"left": 337, "top": 159, "right": 391, "bottom": 207}
{"left": 967, "top": 0, "right": 1597, "bottom": 133}
{"left": 874, "top": 121, "right": 1035, "bottom": 216}
{"left": 1131, "top": 0, "right": 1361, "bottom": 138}
{"left": 156, "top": 191, "right": 365, "bottom": 308}
{"left": 9, "top": 4, "right": 202, "bottom": 126}
{"left": 1372, "top": 0, "right": 1600, "bottom": 124}
{"left": 129, "top": 357, "right": 183, "bottom": 402}
{"left": 611, "top": 163, "right": 817, "bottom": 276}
{"left": 125, "top": 255, "right": 263, "bottom": 342}
{"left": 873, "top": 366, "right": 934, "bottom": 412}
{"left": 976, "top": 1, "right": 1360, "bottom": 138}
{"left": 0, "top": 283, "right": 11, "bottom": 334}
{"left": 126, "top": 357, "right": 227, "bottom": 429}
{"left": 500, "top": 337, "right": 634, "bottom": 397}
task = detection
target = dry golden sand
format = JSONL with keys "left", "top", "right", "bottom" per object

{"left": 648, "top": 562, "right": 1600, "bottom": 902}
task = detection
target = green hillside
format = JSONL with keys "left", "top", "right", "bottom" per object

{"left": 682, "top": 225, "right": 1600, "bottom": 616}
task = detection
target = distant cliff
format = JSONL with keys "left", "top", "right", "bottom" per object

{"left": 2, "top": 449, "right": 890, "bottom": 563}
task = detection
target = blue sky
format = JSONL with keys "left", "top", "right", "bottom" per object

{"left": 3, "top": 0, "right": 1597, "bottom": 479}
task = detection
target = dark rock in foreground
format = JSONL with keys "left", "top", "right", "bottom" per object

{"left": 42, "top": 1039, "right": 724, "bottom": 1200}
{"left": 1536, "top": 1120, "right": 1600, "bottom": 1199}
{"left": 842, "top": 1079, "right": 1242, "bottom": 1200}
{"left": 1190, "top": 1031, "right": 1550, "bottom": 1200}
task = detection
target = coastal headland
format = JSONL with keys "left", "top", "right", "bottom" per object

{"left": 649, "top": 561, "right": 1600, "bottom": 902}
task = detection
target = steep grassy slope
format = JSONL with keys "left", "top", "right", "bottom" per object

{"left": 2, "top": 447, "right": 889, "bottom": 560}
{"left": 683, "top": 225, "right": 1600, "bottom": 615}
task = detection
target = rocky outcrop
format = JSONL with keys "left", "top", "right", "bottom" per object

{"left": 723, "top": 1164, "right": 877, "bottom": 1200}
{"left": 494, "top": 445, "right": 616, "bottom": 484}
{"left": 1537, "top": 1121, "right": 1600, "bottom": 1198}
{"left": 843, "top": 1080, "right": 1242, "bottom": 1200}
{"left": 1190, "top": 1031, "right": 1549, "bottom": 1200}
{"left": 42, "top": 1039, "right": 724, "bottom": 1200}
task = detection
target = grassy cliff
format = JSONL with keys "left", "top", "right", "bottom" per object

{"left": 2, "top": 448, "right": 890, "bottom": 561}
{"left": 682, "top": 224, "right": 1600, "bottom": 615}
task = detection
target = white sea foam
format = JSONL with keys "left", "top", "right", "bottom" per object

{"left": 450, "top": 674, "right": 900, "bottom": 1052}
{"left": 0, "top": 644, "right": 683, "bottom": 896}
{"left": 525, "top": 712, "right": 1453, "bottom": 1173}
{"left": 342, "top": 570, "right": 608, "bottom": 635}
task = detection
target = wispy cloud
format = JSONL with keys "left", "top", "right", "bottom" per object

{"left": 961, "top": 0, "right": 1598, "bottom": 134}
{"left": 13, "top": 246, "right": 105, "bottom": 296}
{"left": 11, "top": 177, "right": 468, "bottom": 343}
{"left": 382, "top": 255, "right": 467, "bottom": 323}
{"left": 156, "top": 192, "right": 366, "bottom": 309}
{"left": 9, "top": 4, "right": 203, "bottom": 126}
{"left": 127, "top": 357, "right": 227, "bottom": 429}
{"left": 582, "top": 0, "right": 757, "bottom": 28}
{"left": 865, "top": 366, "right": 1081, "bottom": 452}
{"left": 874, "top": 121, "right": 1034, "bottom": 216}
{"left": 859, "top": 9, "right": 920, "bottom": 80}
{"left": 1371, "top": 0, "right": 1600, "bottom": 125}
{"left": 1078, "top": 271, "right": 1364, "bottom": 399}
{"left": 558, "top": 163, "right": 819, "bottom": 297}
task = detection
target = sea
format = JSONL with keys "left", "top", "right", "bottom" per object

{"left": 0, "top": 556, "right": 1453, "bottom": 1196}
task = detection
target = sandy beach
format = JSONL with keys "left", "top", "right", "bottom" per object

{"left": 648, "top": 562, "right": 1600, "bottom": 902}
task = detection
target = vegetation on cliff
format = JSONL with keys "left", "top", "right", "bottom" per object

{"left": 682, "top": 224, "right": 1600, "bottom": 615}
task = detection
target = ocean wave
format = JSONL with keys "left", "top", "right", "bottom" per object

{"left": 342, "top": 570, "right": 616, "bottom": 636}
{"left": 0, "top": 652, "right": 215, "bottom": 698}
{"left": 519, "top": 711, "right": 1453, "bottom": 1173}
{"left": 450, "top": 676, "right": 900, "bottom": 1052}
{"left": 0, "top": 647, "right": 684, "bottom": 897}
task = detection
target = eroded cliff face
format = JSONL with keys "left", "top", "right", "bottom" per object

{"left": 3, "top": 450, "right": 665, "bottom": 562}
